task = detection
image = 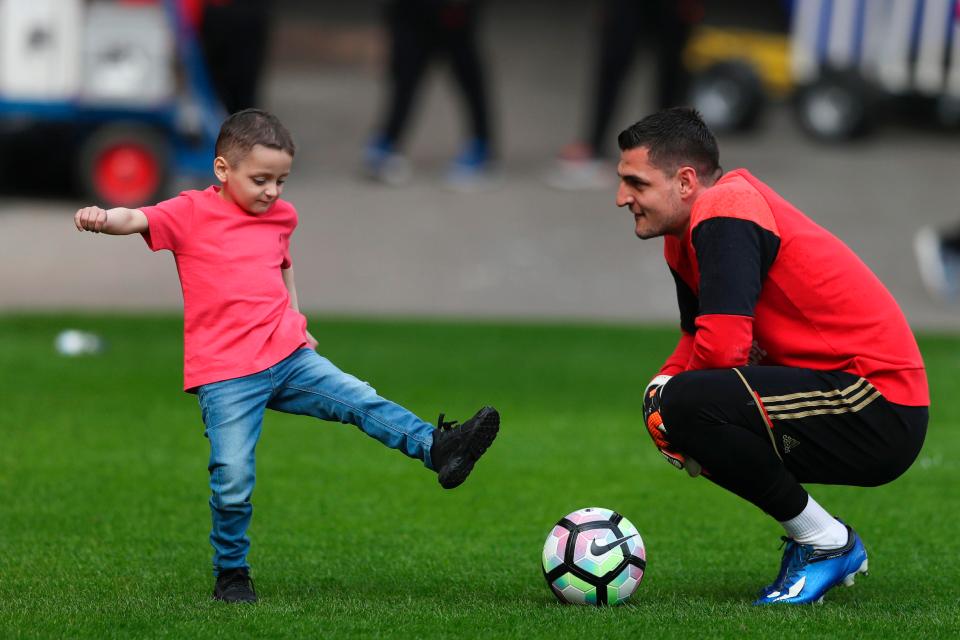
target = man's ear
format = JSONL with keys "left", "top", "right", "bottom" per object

{"left": 213, "top": 156, "right": 230, "bottom": 182}
{"left": 677, "top": 165, "right": 700, "bottom": 198}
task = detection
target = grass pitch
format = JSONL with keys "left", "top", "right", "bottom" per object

{"left": 1, "top": 314, "right": 958, "bottom": 639}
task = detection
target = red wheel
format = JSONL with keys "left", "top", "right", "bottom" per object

{"left": 79, "top": 125, "right": 169, "bottom": 207}
{"left": 93, "top": 143, "right": 161, "bottom": 206}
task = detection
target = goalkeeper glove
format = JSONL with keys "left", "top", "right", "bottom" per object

{"left": 643, "top": 375, "right": 702, "bottom": 477}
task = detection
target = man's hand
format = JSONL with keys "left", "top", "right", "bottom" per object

{"left": 643, "top": 375, "right": 679, "bottom": 461}
{"left": 305, "top": 330, "right": 319, "bottom": 350}
{"left": 75, "top": 206, "right": 109, "bottom": 233}
{"left": 643, "top": 375, "right": 702, "bottom": 477}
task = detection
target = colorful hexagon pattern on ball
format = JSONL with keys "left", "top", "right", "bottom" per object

{"left": 541, "top": 507, "right": 646, "bottom": 606}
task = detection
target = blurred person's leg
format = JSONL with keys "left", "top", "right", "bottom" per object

{"left": 546, "top": 0, "right": 640, "bottom": 191}
{"left": 366, "top": 0, "right": 436, "bottom": 184}
{"left": 201, "top": 0, "right": 271, "bottom": 113}
{"left": 440, "top": 0, "right": 495, "bottom": 188}
{"left": 380, "top": 1, "right": 435, "bottom": 146}
{"left": 653, "top": 0, "right": 702, "bottom": 110}
{"left": 585, "top": 0, "right": 642, "bottom": 156}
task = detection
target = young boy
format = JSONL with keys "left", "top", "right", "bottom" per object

{"left": 73, "top": 109, "right": 500, "bottom": 604}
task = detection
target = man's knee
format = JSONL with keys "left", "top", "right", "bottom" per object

{"left": 660, "top": 370, "right": 720, "bottom": 424}
{"left": 659, "top": 369, "right": 748, "bottom": 444}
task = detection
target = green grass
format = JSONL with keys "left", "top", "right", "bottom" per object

{"left": 1, "top": 314, "right": 958, "bottom": 639}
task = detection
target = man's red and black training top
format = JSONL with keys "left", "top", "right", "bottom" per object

{"left": 659, "top": 169, "right": 928, "bottom": 407}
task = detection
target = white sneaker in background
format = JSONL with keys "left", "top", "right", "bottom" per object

{"left": 363, "top": 139, "right": 413, "bottom": 187}
{"left": 914, "top": 225, "right": 960, "bottom": 303}
{"left": 543, "top": 143, "right": 614, "bottom": 191}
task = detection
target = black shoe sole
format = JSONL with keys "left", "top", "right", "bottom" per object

{"left": 437, "top": 407, "right": 500, "bottom": 489}
{"left": 212, "top": 592, "right": 258, "bottom": 604}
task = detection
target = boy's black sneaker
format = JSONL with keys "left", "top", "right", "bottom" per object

{"left": 432, "top": 406, "right": 500, "bottom": 489}
{"left": 213, "top": 568, "right": 257, "bottom": 603}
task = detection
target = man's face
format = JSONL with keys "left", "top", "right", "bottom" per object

{"left": 216, "top": 144, "right": 293, "bottom": 215}
{"left": 616, "top": 146, "right": 690, "bottom": 239}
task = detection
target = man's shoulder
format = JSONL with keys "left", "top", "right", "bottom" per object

{"left": 696, "top": 169, "right": 764, "bottom": 211}
{"left": 691, "top": 169, "right": 777, "bottom": 235}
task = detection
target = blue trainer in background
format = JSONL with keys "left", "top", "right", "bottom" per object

{"left": 363, "top": 135, "right": 412, "bottom": 186}
{"left": 445, "top": 138, "right": 495, "bottom": 191}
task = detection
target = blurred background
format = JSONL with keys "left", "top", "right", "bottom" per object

{"left": 1, "top": 0, "right": 958, "bottom": 328}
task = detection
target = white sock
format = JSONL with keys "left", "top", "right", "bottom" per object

{"left": 779, "top": 495, "right": 848, "bottom": 550}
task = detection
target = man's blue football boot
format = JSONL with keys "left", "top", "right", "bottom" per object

{"left": 756, "top": 536, "right": 803, "bottom": 598}
{"left": 753, "top": 525, "right": 868, "bottom": 605}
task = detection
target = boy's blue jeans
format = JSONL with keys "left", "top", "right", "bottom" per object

{"left": 196, "top": 347, "right": 436, "bottom": 574}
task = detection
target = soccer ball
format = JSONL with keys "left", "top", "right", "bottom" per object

{"left": 541, "top": 507, "right": 646, "bottom": 606}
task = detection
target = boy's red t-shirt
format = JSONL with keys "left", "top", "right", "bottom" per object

{"left": 140, "top": 186, "right": 307, "bottom": 391}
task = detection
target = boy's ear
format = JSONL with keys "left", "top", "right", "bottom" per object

{"left": 213, "top": 156, "right": 230, "bottom": 182}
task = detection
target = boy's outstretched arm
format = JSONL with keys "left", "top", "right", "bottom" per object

{"left": 282, "top": 266, "right": 319, "bottom": 349}
{"left": 74, "top": 207, "right": 148, "bottom": 235}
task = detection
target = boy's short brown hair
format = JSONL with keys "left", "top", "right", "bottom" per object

{"left": 215, "top": 109, "right": 296, "bottom": 165}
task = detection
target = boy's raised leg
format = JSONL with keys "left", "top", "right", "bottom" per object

{"left": 268, "top": 348, "right": 499, "bottom": 487}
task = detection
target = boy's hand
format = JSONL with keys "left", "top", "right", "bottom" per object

{"left": 74, "top": 206, "right": 148, "bottom": 235}
{"left": 75, "top": 206, "right": 109, "bottom": 233}
{"left": 305, "top": 330, "right": 319, "bottom": 350}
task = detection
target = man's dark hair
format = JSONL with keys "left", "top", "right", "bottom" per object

{"left": 617, "top": 107, "right": 720, "bottom": 180}
{"left": 216, "top": 108, "right": 296, "bottom": 164}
